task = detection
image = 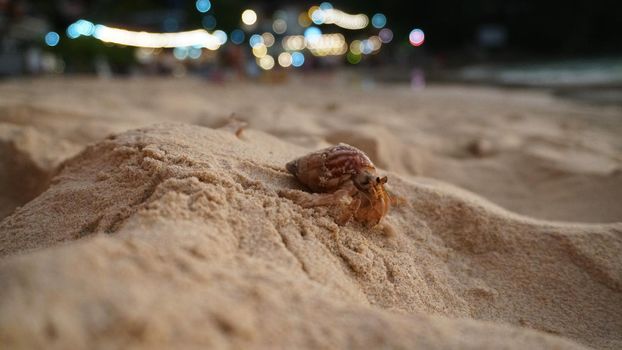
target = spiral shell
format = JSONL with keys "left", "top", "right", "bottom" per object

{"left": 286, "top": 143, "right": 376, "bottom": 192}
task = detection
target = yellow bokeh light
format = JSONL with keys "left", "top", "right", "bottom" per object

{"left": 298, "top": 12, "right": 311, "bottom": 27}
{"left": 349, "top": 40, "right": 362, "bottom": 55}
{"left": 241, "top": 9, "right": 257, "bottom": 26}
{"left": 252, "top": 44, "right": 267, "bottom": 58}
{"left": 307, "top": 6, "right": 320, "bottom": 18}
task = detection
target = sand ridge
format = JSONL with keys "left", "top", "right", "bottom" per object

{"left": 1, "top": 78, "right": 621, "bottom": 222}
{"left": 1, "top": 123, "right": 620, "bottom": 349}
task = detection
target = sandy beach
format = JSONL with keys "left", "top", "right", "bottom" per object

{"left": 0, "top": 77, "right": 621, "bottom": 349}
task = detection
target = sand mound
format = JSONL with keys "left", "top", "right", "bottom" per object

{"left": 2, "top": 79, "right": 621, "bottom": 222}
{"left": 1, "top": 124, "right": 620, "bottom": 349}
{"left": 0, "top": 123, "right": 81, "bottom": 219}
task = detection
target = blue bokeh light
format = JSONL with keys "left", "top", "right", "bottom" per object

{"left": 66, "top": 24, "right": 80, "bottom": 38}
{"left": 249, "top": 34, "right": 263, "bottom": 48}
{"left": 304, "top": 26, "right": 322, "bottom": 42}
{"left": 196, "top": 0, "right": 211, "bottom": 13}
{"left": 189, "top": 47, "right": 202, "bottom": 59}
{"left": 44, "top": 32, "right": 60, "bottom": 46}
{"left": 173, "top": 47, "right": 189, "bottom": 60}
{"left": 311, "top": 10, "right": 325, "bottom": 25}
{"left": 371, "top": 13, "right": 387, "bottom": 29}
{"left": 202, "top": 15, "right": 217, "bottom": 29}
{"left": 291, "top": 52, "right": 305, "bottom": 67}
{"left": 231, "top": 29, "right": 245, "bottom": 45}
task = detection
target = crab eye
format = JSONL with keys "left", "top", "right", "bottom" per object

{"left": 376, "top": 177, "right": 381, "bottom": 183}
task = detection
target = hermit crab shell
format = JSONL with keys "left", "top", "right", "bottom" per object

{"left": 286, "top": 143, "right": 376, "bottom": 192}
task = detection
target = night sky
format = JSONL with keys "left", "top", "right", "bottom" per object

{"left": 34, "top": 0, "right": 622, "bottom": 55}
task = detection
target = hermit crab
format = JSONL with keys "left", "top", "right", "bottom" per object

{"left": 284, "top": 143, "right": 391, "bottom": 226}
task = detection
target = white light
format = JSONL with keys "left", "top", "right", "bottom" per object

{"left": 93, "top": 25, "right": 221, "bottom": 49}
{"left": 213, "top": 30, "right": 227, "bottom": 44}
{"left": 282, "top": 35, "right": 306, "bottom": 51}
{"left": 242, "top": 9, "right": 257, "bottom": 26}
{"left": 282, "top": 33, "right": 347, "bottom": 56}
{"left": 258, "top": 55, "right": 275, "bottom": 70}
{"left": 309, "top": 8, "right": 368, "bottom": 30}
{"left": 278, "top": 52, "right": 292, "bottom": 67}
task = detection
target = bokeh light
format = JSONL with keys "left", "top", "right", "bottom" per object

{"left": 188, "top": 47, "right": 202, "bottom": 59}
{"left": 291, "top": 52, "right": 305, "bottom": 67}
{"left": 66, "top": 24, "right": 80, "bottom": 39}
{"left": 360, "top": 39, "right": 373, "bottom": 54}
{"left": 307, "top": 7, "right": 368, "bottom": 30}
{"left": 44, "top": 32, "right": 60, "bottom": 47}
{"left": 304, "top": 26, "right": 322, "bottom": 43}
{"left": 298, "top": 12, "right": 312, "bottom": 27}
{"left": 242, "top": 9, "right": 258, "bottom": 26}
{"left": 173, "top": 47, "right": 189, "bottom": 60}
{"left": 195, "top": 0, "right": 211, "bottom": 13}
{"left": 409, "top": 28, "right": 425, "bottom": 46}
{"left": 349, "top": 40, "right": 362, "bottom": 54}
{"left": 67, "top": 19, "right": 95, "bottom": 38}
{"left": 282, "top": 36, "right": 306, "bottom": 51}
{"left": 92, "top": 25, "right": 221, "bottom": 49}
{"left": 231, "top": 29, "right": 245, "bottom": 44}
{"left": 347, "top": 51, "right": 361, "bottom": 64}
{"left": 249, "top": 34, "right": 264, "bottom": 48}
{"left": 75, "top": 19, "right": 95, "bottom": 36}
{"left": 262, "top": 32, "right": 275, "bottom": 47}
{"left": 202, "top": 15, "right": 216, "bottom": 30}
{"left": 278, "top": 52, "right": 292, "bottom": 67}
{"left": 273, "top": 19, "right": 287, "bottom": 34}
{"left": 213, "top": 30, "right": 227, "bottom": 45}
{"left": 252, "top": 44, "right": 268, "bottom": 58}
{"left": 258, "top": 55, "right": 275, "bottom": 70}
{"left": 311, "top": 9, "right": 325, "bottom": 25}
{"left": 371, "top": 13, "right": 386, "bottom": 29}
{"left": 306, "top": 33, "right": 347, "bottom": 56}
{"left": 379, "top": 28, "right": 393, "bottom": 43}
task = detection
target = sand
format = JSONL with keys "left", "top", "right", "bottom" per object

{"left": 0, "top": 77, "right": 621, "bottom": 349}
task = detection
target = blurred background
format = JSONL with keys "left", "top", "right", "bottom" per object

{"left": 1, "top": 0, "right": 621, "bottom": 100}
